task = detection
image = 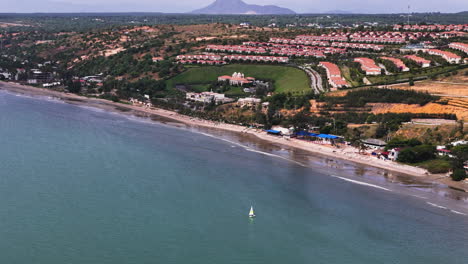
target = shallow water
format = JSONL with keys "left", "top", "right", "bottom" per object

{"left": 0, "top": 91, "right": 467, "bottom": 264}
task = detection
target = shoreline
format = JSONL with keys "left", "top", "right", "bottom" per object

{"left": 1, "top": 81, "right": 467, "bottom": 195}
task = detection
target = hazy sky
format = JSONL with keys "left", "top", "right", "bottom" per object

{"left": 3, "top": 0, "right": 468, "bottom": 13}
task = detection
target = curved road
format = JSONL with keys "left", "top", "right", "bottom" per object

{"left": 299, "top": 66, "right": 324, "bottom": 94}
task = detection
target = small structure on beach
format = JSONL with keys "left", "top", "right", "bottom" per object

{"left": 362, "top": 138, "right": 387, "bottom": 150}
{"left": 388, "top": 148, "right": 401, "bottom": 161}
{"left": 266, "top": 129, "right": 282, "bottom": 136}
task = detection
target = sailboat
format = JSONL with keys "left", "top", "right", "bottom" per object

{"left": 249, "top": 206, "right": 256, "bottom": 218}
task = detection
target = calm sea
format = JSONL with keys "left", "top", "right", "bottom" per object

{"left": 0, "top": 90, "right": 467, "bottom": 264}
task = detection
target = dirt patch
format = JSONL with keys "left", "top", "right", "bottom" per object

{"left": 371, "top": 102, "right": 468, "bottom": 121}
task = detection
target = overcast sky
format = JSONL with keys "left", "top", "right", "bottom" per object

{"left": 3, "top": 0, "right": 468, "bottom": 13}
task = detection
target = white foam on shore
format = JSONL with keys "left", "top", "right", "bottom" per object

{"left": 450, "top": 210, "right": 467, "bottom": 216}
{"left": 426, "top": 202, "right": 468, "bottom": 216}
{"left": 331, "top": 175, "right": 391, "bottom": 192}
{"left": 426, "top": 202, "right": 447, "bottom": 210}
{"left": 198, "top": 132, "right": 307, "bottom": 167}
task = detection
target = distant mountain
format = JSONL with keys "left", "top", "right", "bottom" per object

{"left": 191, "top": 0, "right": 295, "bottom": 15}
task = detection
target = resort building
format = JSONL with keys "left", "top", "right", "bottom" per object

{"left": 218, "top": 72, "right": 255, "bottom": 86}
{"left": 318, "top": 61, "right": 349, "bottom": 89}
{"left": 354, "top": 57, "right": 382, "bottom": 75}
{"left": 185, "top": 92, "right": 233, "bottom": 104}
{"left": 448, "top": 42, "right": 468, "bottom": 54}
{"left": 237, "top": 97, "right": 262, "bottom": 108}
{"left": 380, "top": 57, "right": 410, "bottom": 72}
{"left": 424, "top": 49, "right": 461, "bottom": 64}
{"left": 404, "top": 55, "right": 431, "bottom": 68}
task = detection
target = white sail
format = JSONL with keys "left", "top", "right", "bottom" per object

{"left": 249, "top": 206, "right": 255, "bottom": 217}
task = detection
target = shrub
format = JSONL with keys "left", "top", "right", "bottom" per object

{"left": 423, "top": 159, "right": 452, "bottom": 174}
{"left": 451, "top": 169, "right": 467, "bottom": 182}
{"left": 397, "top": 145, "right": 436, "bottom": 163}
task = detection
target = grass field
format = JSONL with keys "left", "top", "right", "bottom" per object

{"left": 167, "top": 64, "right": 310, "bottom": 94}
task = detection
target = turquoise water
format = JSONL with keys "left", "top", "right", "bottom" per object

{"left": 0, "top": 91, "right": 467, "bottom": 264}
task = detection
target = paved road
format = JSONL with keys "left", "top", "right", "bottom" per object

{"left": 300, "top": 66, "right": 324, "bottom": 94}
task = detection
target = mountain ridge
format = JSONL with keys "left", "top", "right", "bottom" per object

{"left": 191, "top": 0, "right": 296, "bottom": 15}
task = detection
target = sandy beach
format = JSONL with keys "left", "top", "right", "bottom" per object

{"left": 1, "top": 81, "right": 467, "bottom": 193}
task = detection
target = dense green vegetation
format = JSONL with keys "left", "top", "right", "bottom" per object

{"left": 321, "top": 88, "right": 437, "bottom": 107}
{"left": 367, "top": 64, "right": 466, "bottom": 85}
{"left": 166, "top": 64, "right": 310, "bottom": 94}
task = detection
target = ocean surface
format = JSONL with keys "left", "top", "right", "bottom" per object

{"left": 0, "top": 90, "right": 467, "bottom": 264}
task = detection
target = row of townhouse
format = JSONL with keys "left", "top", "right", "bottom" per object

{"left": 380, "top": 57, "right": 410, "bottom": 72}
{"left": 205, "top": 45, "right": 267, "bottom": 54}
{"left": 295, "top": 35, "right": 349, "bottom": 42}
{"left": 253, "top": 40, "right": 383, "bottom": 51}
{"left": 354, "top": 57, "right": 382, "bottom": 75}
{"left": 268, "top": 38, "right": 331, "bottom": 46}
{"left": 223, "top": 55, "right": 289, "bottom": 63}
{"left": 439, "top": 31, "right": 467, "bottom": 38}
{"left": 330, "top": 42, "right": 384, "bottom": 51}
{"left": 348, "top": 31, "right": 442, "bottom": 41}
{"left": 424, "top": 49, "right": 462, "bottom": 64}
{"left": 177, "top": 60, "right": 226, "bottom": 65}
{"left": 176, "top": 54, "right": 222, "bottom": 61}
{"left": 318, "top": 62, "right": 349, "bottom": 89}
{"left": 394, "top": 24, "right": 468, "bottom": 32}
{"left": 244, "top": 41, "right": 329, "bottom": 49}
{"left": 403, "top": 55, "right": 431, "bottom": 68}
{"left": 269, "top": 46, "right": 345, "bottom": 57}
{"left": 349, "top": 36, "right": 406, "bottom": 44}
{"left": 268, "top": 48, "right": 326, "bottom": 58}
{"left": 206, "top": 45, "right": 342, "bottom": 58}
{"left": 448, "top": 42, "right": 468, "bottom": 54}
{"left": 295, "top": 31, "right": 454, "bottom": 45}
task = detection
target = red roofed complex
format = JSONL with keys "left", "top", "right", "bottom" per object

{"left": 425, "top": 49, "right": 461, "bottom": 64}
{"left": 404, "top": 55, "right": 431, "bottom": 68}
{"left": 318, "top": 62, "right": 349, "bottom": 89}
{"left": 218, "top": 72, "right": 255, "bottom": 86}
{"left": 380, "top": 57, "right": 410, "bottom": 72}
{"left": 448, "top": 42, "right": 468, "bottom": 54}
{"left": 176, "top": 54, "right": 222, "bottom": 61}
{"left": 354, "top": 58, "right": 382, "bottom": 75}
{"left": 394, "top": 24, "right": 468, "bottom": 32}
{"left": 223, "top": 55, "right": 289, "bottom": 63}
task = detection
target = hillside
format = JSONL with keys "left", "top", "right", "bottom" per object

{"left": 191, "top": 0, "right": 296, "bottom": 15}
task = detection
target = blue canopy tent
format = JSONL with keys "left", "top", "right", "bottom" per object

{"left": 295, "top": 131, "right": 341, "bottom": 140}
{"left": 294, "top": 131, "right": 319, "bottom": 137}
{"left": 317, "top": 134, "right": 340, "bottom": 139}
{"left": 266, "top": 129, "right": 282, "bottom": 135}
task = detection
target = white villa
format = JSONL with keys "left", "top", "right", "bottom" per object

{"left": 218, "top": 72, "right": 255, "bottom": 86}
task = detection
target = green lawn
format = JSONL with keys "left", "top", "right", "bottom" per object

{"left": 167, "top": 64, "right": 310, "bottom": 94}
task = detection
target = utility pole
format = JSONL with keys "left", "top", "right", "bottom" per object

{"left": 407, "top": 2, "right": 411, "bottom": 25}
